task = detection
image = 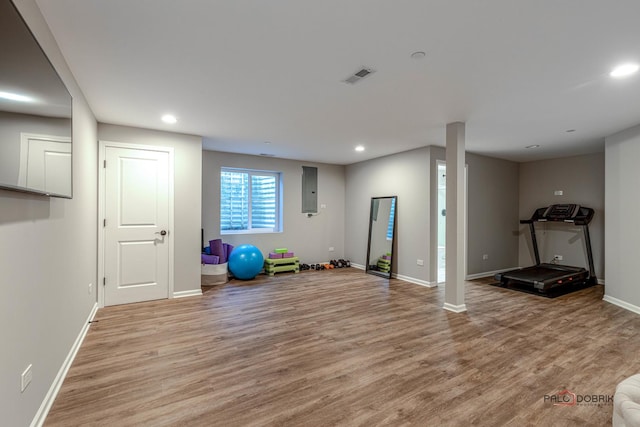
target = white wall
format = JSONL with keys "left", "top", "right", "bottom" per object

{"left": 346, "top": 147, "right": 520, "bottom": 284}
{"left": 0, "top": 1, "right": 98, "bottom": 425}
{"left": 465, "top": 151, "right": 520, "bottom": 275}
{"left": 518, "top": 152, "right": 605, "bottom": 280}
{"left": 202, "top": 150, "right": 346, "bottom": 264}
{"left": 98, "top": 124, "right": 202, "bottom": 294}
{"left": 605, "top": 125, "right": 640, "bottom": 308}
{"left": 346, "top": 147, "right": 431, "bottom": 281}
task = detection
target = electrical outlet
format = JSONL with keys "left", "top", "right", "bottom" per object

{"left": 21, "top": 364, "right": 32, "bottom": 392}
{"left": 554, "top": 255, "right": 563, "bottom": 261}
{"left": 483, "top": 254, "right": 489, "bottom": 260}
{"left": 417, "top": 259, "right": 424, "bottom": 266}
{"left": 88, "top": 283, "right": 93, "bottom": 294}
{"left": 320, "top": 203, "right": 327, "bottom": 209}
{"left": 554, "top": 190, "right": 563, "bottom": 196}
{"left": 328, "top": 247, "right": 335, "bottom": 252}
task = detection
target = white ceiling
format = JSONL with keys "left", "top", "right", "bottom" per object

{"left": 35, "top": 0, "right": 640, "bottom": 165}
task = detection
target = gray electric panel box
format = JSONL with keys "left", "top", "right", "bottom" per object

{"left": 302, "top": 166, "right": 318, "bottom": 213}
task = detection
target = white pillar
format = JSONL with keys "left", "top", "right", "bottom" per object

{"left": 444, "top": 122, "right": 467, "bottom": 313}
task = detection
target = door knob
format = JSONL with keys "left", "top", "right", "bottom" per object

{"left": 156, "top": 230, "right": 167, "bottom": 236}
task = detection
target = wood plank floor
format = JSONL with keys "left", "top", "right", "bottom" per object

{"left": 45, "top": 269, "right": 640, "bottom": 426}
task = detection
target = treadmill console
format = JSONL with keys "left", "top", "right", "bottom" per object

{"left": 523, "top": 204, "right": 594, "bottom": 225}
{"left": 543, "top": 204, "right": 579, "bottom": 220}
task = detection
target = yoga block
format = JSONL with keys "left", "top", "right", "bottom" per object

{"left": 269, "top": 252, "right": 283, "bottom": 259}
{"left": 274, "top": 248, "right": 288, "bottom": 253}
{"left": 201, "top": 254, "right": 220, "bottom": 264}
{"left": 283, "top": 252, "right": 294, "bottom": 258}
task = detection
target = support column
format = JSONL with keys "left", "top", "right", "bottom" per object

{"left": 444, "top": 122, "right": 467, "bottom": 313}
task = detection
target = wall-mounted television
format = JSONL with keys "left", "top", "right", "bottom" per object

{"left": 0, "top": 0, "right": 73, "bottom": 198}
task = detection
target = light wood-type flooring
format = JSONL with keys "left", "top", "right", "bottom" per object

{"left": 45, "top": 269, "right": 640, "bottom": 426}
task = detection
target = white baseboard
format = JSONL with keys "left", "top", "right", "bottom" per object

{"left": 31, "top": 302, "right": 98, "bottom": 427}
{"left": 443, "top": 302, "right": 467, "bottom": 313}
{"left": 603, "top": 294, "right": 640, "bottom": 315}
{"left": 351, "top": 264, "right": 436, "bottom": 288}
{"left": 598, "top": 278, "right": 605, "bottom": 285}
{"left": 173, "top": 289, "right": 203, "bottom": 298}
{"left": 466, "top": 267, "right": 519, "bottom": 281}
{"left": 392, "top": 273, "right": 437, "bottom": 288}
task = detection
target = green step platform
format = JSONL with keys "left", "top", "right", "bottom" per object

{"left": 264, "top": 256, "right": 300, "bottom": 276}
{"left": 377, "top": 257, "right": 391, "bottom": 273}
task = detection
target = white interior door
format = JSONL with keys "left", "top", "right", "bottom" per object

{"left": 104, "top": 146, "right": 171, "bottom": 306}
{"left": 18, "top": 133, "right": 71, "bottom": 196}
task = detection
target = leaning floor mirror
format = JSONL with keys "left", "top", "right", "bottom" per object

{"left": 366, "top": 196, "right": 397, "bottom": 279}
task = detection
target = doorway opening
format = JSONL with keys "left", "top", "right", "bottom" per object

{"left": 435, "top": 161, "right": 468, "bottom": 284}
{"left": 437, "top": 163, "right": 446, "bottom": 283}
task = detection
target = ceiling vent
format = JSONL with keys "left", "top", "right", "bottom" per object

{"left": 343, "top": 67, "right": 375, "bottom": 84}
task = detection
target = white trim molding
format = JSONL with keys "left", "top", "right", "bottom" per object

{"left": 603, "top": 295, "right": 640, "bottom": 316}
{"left": 31, "top": 303, "right": 98, "bottom": 427}
{"left": 466, "top": 267, "right": 520, "bottom": 281}
{"left": 392, "top": 273, "right": 437, "bottom": 288}
{"left": 352, "top": 264, "right": 437, "bottom": 288}
{"left": 443, "top": 303, "right": 467, "bottom": 313}
{"left": 173, "top": 289, "right": 203, "bottom": 299}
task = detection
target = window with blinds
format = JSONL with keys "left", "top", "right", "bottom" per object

{"left": 386, "top": 197, "right": 396, "bottom": 240}
{"left": 220, "top": 168, "right": 282, "bottom": 233}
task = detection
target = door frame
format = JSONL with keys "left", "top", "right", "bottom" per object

{"left": 98, "top": 140, "right": 175, "bottom": 308}
{"left": 434, "top": 160, "right": 468, "bottom": 284}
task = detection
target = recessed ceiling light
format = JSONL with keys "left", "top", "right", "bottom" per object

{"left": 411, "top": 51, "right": 426, "bottom": 60}
{"left": 610, "top": 63, "right": 639, "bottom": 78}
{"left": 355, "top": 145, "right": 365, "bottom": 152}
{"left": 161, "top": 114, "right": 177, "bottom": 124}
{"left": 0, "top": 91, "right": 34, "bottom": 102}
{"left": 525, "top": 144, "right": 540, "bottom": 149}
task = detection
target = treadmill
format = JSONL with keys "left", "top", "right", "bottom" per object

{"left": 494, "top": 204, "right": 597, "bottom": 295}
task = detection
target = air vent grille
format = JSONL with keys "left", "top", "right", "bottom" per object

{"left": 343, "top": 67, "right": 375, "bottom": 84}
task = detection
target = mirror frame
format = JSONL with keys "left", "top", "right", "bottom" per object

{"left": 365, "top": 196, "right": 397, "bottom": 279}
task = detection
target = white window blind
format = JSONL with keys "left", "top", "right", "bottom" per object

{"left": 221, "top": 168, "right": 281, "bottom": 233}
{"left": 386, "top": 197, "right": 396, "bottom": 240}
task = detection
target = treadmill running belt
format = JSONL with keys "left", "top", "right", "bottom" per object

{"left": 501, "top": 264, "right": 586, "bottom": 283}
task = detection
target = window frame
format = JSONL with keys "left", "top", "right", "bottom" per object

{"left": 220, "top": 167, "right": 283, "bottom": 235}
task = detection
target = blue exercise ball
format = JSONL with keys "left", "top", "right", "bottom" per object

{"left": 228, "top": 244, "right": 264, "bottom": 280}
